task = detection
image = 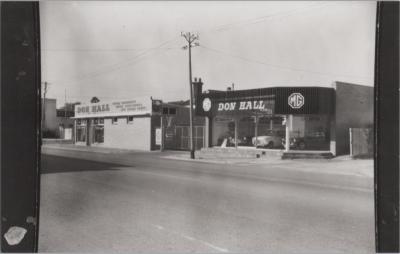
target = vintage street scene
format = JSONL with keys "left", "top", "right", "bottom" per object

{"left": 39, "top": 1, "right": 375, "bottom": 252}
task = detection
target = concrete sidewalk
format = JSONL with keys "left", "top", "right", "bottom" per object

{"left": 42, "top": 144, "right": 373, "bottom": 179}
{"left": 162, "top": 152, "right": 373, "bottom": 178}
{"left": 42, "top": 143, "right": 187, "bottom": 157}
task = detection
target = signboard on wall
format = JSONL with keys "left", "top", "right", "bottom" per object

{"left": 75, "top": 97, "right": 152, "bottom": 118}
{"left": 155, "top": 128, "right": 162, "bottom": 145}
{"left": 195, "top": 87, "right": 334, "bottom": 116}
{"left": 200, "top": 97, "right": 275, "bottom": 116}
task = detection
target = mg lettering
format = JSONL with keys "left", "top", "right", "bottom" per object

{"left": 288, "top": 93, "right": 304, "bottom": 109}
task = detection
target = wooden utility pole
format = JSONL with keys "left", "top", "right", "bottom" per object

{"left": 181, "top": 32, "right": 199, "bottom": 159}
{"left": 42, "top": 81, "right": 49, "bottom": 130}
{"left": 64, "top": 88, "right": 67, "bottom": 118}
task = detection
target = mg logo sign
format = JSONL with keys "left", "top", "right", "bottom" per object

{"left": 288, "top": 93, "right": 304, "bottom": 109}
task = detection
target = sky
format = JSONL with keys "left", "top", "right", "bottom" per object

{"left": 40, "top": 1, "right": 377, "bottom": 107}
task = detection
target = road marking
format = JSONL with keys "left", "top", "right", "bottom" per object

{"left": 199, "top": 240, "right": 229, "bottom": 253}
{"left": 151, "top": 224, "right": 229, "bottom": 253}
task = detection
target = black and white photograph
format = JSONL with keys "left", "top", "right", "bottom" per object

{"left": 3, "top": 1, "right": 398, "bottom": 253}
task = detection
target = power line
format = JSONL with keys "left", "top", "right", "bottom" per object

{"left": 61, "top": 46, "right": 174, "bottom": 83}
{"left": 47, "top": 83, "right": 183, "bottom": 102}
{"left": 42, "top": 47, "right": 180, "bottom": 52}
{"left": 199, "top": 44, "right": 373, "bottom": 80}
{"left": 50, "top": 36, "right": 180, "bottom": 85}
{"left": 205, "top": 2, "right": 331, "bottom": 33}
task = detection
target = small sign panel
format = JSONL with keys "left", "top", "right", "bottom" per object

{"left": 288, "top": 93, "right": 304, "bottom": 109}
{"left": 155, "top": 128, "right": 162, "bottom": 145}
{"left": 202, "top": 98, "right": 212, "bottom": 112}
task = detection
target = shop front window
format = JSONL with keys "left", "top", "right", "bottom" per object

{"left": 255, "top": 116, "right": 285, "bottom": 149}
{"left": 212, "top": 117, "right": 235, "bottom": 147}
{"left": 290, "top": 115, "right": 330, "bottom": 150}
{"left": 212, "top": 115, "right": 287, "bottom": 148}
{"left": 76, "top": 126, "right": 86, "bottom": 142}
{"left": 93, "top": 126, "right": 104, "bottom": 143}
{"left": 92, "top": 118, "right": 104, "bottom": 144}
{"left": 237, "top": 116, "right": 255, "bottom": 147}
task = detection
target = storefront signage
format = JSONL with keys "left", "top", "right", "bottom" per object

{"left": 196, "top": 87, "right": 334, "bottom": 116}
{"left": 218, "top": 100, "right": 270, "bottom": 111}
{"left": 288, "top": 93, "right": 304, "bottom": 109}
{"left": 75, "top": 97, "right": 152, "bottom": 118}
{"left": 212, "top": 99, "right": 274, "bottom": 115}
{"left": 77, "top": 104, "right": 110, "bottom": 114}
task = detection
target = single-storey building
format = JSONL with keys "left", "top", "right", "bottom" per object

{"left": 194, "top": 81, "right": 373, "bottom": 156}
{"left": 73, "top": 96, "right": 205, "bottom": 151}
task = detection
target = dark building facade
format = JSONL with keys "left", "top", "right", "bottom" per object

{"left": 194, "top": 81, "right": 373, "bottom": 156}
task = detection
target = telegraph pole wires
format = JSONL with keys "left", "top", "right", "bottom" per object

{"left": 181, "top": 32, "right": 199, "bottom": 159}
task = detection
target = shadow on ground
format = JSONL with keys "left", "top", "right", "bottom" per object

{"left": 41, "top": 154, "right": 130, "bottom": 174}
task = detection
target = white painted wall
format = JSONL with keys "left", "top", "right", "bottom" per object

{"left": 103, "top": 116, "right": 151, "bottom": 150}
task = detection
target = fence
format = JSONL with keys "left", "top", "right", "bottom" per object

{"left": 349, "top": 128, "right": 373, "bottom": 158}
{"left": 164, "top": 125, "right": 205, "bottom": 151}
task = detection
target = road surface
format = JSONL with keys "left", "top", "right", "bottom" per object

{"left": 39, "top": 148, "right": 374, "bottom": 253}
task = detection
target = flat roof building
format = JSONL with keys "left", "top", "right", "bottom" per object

{"left": 73, "top": 96, "right": 206, "bottom": 151}
{"left": 194, "top": 81, "right": 373, "bottom": 156}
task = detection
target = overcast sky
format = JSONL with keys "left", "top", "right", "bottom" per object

{"left": 40, "top": 1, "right": 377, "bottom": 107}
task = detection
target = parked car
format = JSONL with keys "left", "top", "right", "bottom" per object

{"left": 252, "top": 130, "right": 285, "bottom": 148}
{"left": 282, "top": 137, "right": 306, "bottom": 150}
{"left": 283, "top": 131, "right": 328, "bottom": 150}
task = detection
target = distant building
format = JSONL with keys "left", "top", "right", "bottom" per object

{"left": 56, "top": 102, "right": 80, "bottom": 139}
{"left": 42, "top": 98, "right": 58, "bottom": 137}
{"left": 42, "top": 98, "right": 80, "bottom": 139}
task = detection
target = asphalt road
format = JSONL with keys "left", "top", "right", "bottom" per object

{"left": 39, "top": 149, "right": 374, "bottom": 253}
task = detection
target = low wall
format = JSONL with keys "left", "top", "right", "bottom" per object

{"left": 42, "top": 138, "right": 74, "bottom": 145}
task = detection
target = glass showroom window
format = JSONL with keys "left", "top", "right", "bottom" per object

{"left": 254, "top": 116, "right": 285, "bottom": 149}
{"left": 112, "top": 117, "right": 118, "bottom": 124}
{"left": 290, "top": 115, "right": 330, "bottom": 150}
{"left": 212, "top": 116, "right": 235, "bottom": 147}
{"left": 237, "top": 116, "right": 255, "bottom": 147}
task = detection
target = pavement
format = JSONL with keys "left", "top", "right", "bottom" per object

{"left": 39, "top": 144, "right": 375, "bottom": 252}
{"left": 43, "top": 144, "right": 374, "bottom": 178}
